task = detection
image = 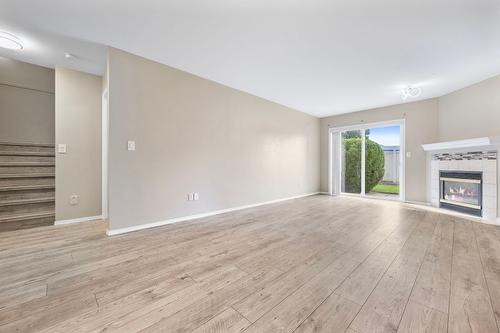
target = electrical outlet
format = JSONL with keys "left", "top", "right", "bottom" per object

{"left": 58, "top": 143, "right": 67, "bottom": 154}
{"left": 187, "top": 193, "right": 199, "bottom": 201}
{"left": 127, "top": 140, "right": 136, "bottom": 151}
{"left": 69, "top": 194, "right": 79, "bottom": 205}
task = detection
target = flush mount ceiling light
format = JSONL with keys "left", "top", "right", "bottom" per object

{"left": 401, "top": 86, "right": 421, "bottom": 100}
{"left": 0, "top": 31, "right": 23, "bottom": 50}
{"left": 64, "top": 52, "right": 77, "bottom": 59}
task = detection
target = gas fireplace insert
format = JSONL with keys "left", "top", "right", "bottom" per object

{"left": 439, "top": 171, "right": 482, "bottom": 217}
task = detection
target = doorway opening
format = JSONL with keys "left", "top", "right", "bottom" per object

{"left": 329, "top": 120, "right": 405, "bottom": 201}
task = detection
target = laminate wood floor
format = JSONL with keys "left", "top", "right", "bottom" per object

{"left": 1, "top": 195, "right": 500, "bottom": 333}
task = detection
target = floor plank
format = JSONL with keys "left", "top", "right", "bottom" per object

{"left": 190, "top": 307, "right": 251, "bottom": 333}
{"left": 409, "top": 215, "right": 454, "bottom": 314}
{"left": 294, "top": 293, "right": 360, "bottom": 333}
{"left": 348, "top": 212, "right": 436, "bottom": 333}
{"left": 448, "top": 219, "right": 499, "bottom": 333}
{"left": 397, "top": 300, "right": 447, "bottom": 333}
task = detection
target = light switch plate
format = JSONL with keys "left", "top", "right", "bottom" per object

{"left": 58, "top": 144, "right": 67, "bottom": 154}
{"left": 406, "top": 151, "right": 411, "bottom": 158}
{"left": 127, "top": 141, "right": 136, "bottom": 151}
{"left": 194, "top": 192, "right": 199, "bottom": 200}
{"left": 69, "top": 194, "right": 78, "bottom": 205}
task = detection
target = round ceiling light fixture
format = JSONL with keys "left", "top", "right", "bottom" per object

{"left": 0, "top": 31, "right": 23, "bottom": 50}
{"left": 401, "top": 86, "right": 421, "bottom": 100}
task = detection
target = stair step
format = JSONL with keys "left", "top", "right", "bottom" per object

{"left": 0, "top": 162, "right": 55, "bottom": 167}
{"left": 0, "top": 185, "right": 55, "bottom": 192}
{"left": 0, "top": 151, "right": 55, "bottom": 157}
{"left": 0, "top": 173, "right": 55, "bottom": 179}
{"left": 0, "top": 189, "right": 55, "bottom": 201}
{"left": 0, "top": 197, "right": 55, "bottom": 206}
{"left": 0, "top": 142, "right": 55, "bottom": 148}
{"left": 0, "top": 211, "right": 55, "bottom": 223}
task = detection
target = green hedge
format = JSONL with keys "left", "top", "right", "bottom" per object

{"left": 343, "top": 138, "right": 385, "bottom": 193}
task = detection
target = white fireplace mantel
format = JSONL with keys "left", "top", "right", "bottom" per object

{"left": 422, "top": 136, "right": 500, "bottom": 152}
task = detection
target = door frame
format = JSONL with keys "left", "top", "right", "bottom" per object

{"left": 102, "top": 89, "right": 109, "bottom": 219}
{"left": 328, "top": 119, "right": 406, "bottom": 201}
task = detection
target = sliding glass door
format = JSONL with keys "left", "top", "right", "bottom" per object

{"left": 341, "top": 130, "right": 362, "bottom": 194}
{"left": 365, "top": 125, "right": 401, "bottom": 199}
{"left": 332, "top": 121, "right": 403, "bottom": 201}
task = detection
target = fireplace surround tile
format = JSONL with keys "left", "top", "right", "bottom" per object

{"left": 484, "top": 184, "right": 497, "bottom": 197}
{"left": 483, "top": 196, "right": 496, "bottom": 209}
{"left": 484, "top": 208, "right": 497, "bottom": 220}
{"left": 430, "top": 150, "right": 497, "bottom": 221}
{"left": 484, "top": 169, "right": 497, "bottom": 185}
{"left": 484, "top": 159, "right": 497, "bottom": 173}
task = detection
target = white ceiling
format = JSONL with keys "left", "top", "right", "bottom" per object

{"left": 1, "top": 0, "right": 499, "bottom": 117}
{"left": 0, "top": 20, "right": 106, "bottom": 76}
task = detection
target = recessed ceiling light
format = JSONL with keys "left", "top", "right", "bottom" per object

{"left": 0, "top": 31, "right": 23, "bottom": 50}
{"left": 64, "top": 52, "right": 77, "bottom": 59}
{"left": 401, "top": 86, "right": 421, "bottom": 100}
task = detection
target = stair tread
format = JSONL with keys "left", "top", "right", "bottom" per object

{"left": 0, "top": 151, "right": 55, "bottom": 156}
{"left": 0, "top": 197, "right": 55, "bottom": 206}
{"left": 0, "top": 162, "right": 55, "bottom": 166}
{"left": 0, "top": 211, "right": 55, "bottom": 223}
{"left": 0, "top": 184, "right": 55, "bottom": 191}
{"left": 0, "top": 142, "right": 55, "bottom": 148}
{"left": 0, "top": 173, "right": 55, "bottom": 179}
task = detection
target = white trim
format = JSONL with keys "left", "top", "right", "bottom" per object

{"left": 55, "top": 215, "right": 103, "bottom": 225}
{"left": 402, "top": 201, "right": 500, "bottom": 226}
{"left": 102, "top": 89, "right": 109, "bottom": 219}
{"left": 361, "top": 129, "right": 366, "bottom": 195}
{"left": 106, "top": 192, "right": 320, "bottom": 236}
{"left": 405, "top": 200, "right": 432, "bottom": 206}
{"left": 328, "top": 119, "right": 406, "bottom": 133}
{"left": 328, "top": 131, "right": 341, "bottom": 196}
{"left": 422, "top": 136, "right": 500, "bottom": 152}
{"left": 328, "top": 130, "right": 333, "bottom": 195}
{"left": 399, "top": 120, "right": 406, "bottom": 202}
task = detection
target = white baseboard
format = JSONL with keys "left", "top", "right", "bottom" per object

{"left": 106, "top": 192, "right": 320, "bottom": 236}
{"left": 55, "top": 215, "right": 104, "bottom": 225}
{"left": 403, "top": 202, "right": 500, "bottom": 225}
{"left": 404, "top": 200, "right": 432, "bottom": 207}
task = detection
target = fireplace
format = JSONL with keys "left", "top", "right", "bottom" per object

{"left": 440, "top": 171, "right": 482, "bottom": 217}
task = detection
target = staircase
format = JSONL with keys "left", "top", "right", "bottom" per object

{"left": 0, "top": 142, "right": 56, "bottom": 232}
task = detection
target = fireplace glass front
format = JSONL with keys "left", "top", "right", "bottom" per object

{"left": 440, "top": 171, "right": 482, "bottom": 216}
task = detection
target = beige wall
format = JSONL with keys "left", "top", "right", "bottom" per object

{"left": 438, "top": 75, "right": 500, "bottom": 141}
{"left": 0, "top": 57, "right": 54, "bottom": 143}
{"left": 107, "top": 48, "right": 320, "bottom": 231}
{"left": 55, "top": 68, "right": 102, "bottom": 221}
{"left": 320, "top": 99, "right": 440, "bottom": 202}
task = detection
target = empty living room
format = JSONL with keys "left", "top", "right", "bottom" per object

{"left": 1, "top": 1, "right": 500, "bottom": 332}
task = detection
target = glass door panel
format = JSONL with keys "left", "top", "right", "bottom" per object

{"left": 365, "top": 125, "right": 400, "bottom": 199}
{"left": 341, "top": 130, "right": 362, "bottom": 194}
